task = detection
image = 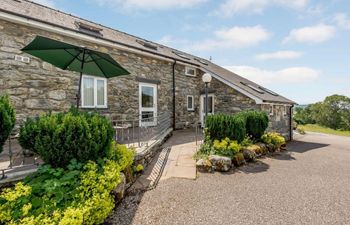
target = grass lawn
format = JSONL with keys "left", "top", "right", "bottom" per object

{"left": 298, "top": 124, "right": 350, "bottom": 137}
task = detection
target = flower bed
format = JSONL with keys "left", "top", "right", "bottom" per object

{"left": 0, "top": 109, "right": 136, "bottom": 225}
{"left": 196, "top": 110, "right": 286, "bottom": 172}
{"left": 0, "top": 142, "right": 134, "bottom": 225}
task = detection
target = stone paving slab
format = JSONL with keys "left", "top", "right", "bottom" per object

{"left": 160, "top": 130, "right": 199, "bottom": 181}
{"left": 130, "top": 129, "right": 201, "bottom": 191}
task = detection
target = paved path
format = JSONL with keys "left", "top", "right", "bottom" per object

{"left": 108, "top": 132, "right": 350, "bottom": 225}
{"left": 160, "top": 129, "right": 198, "bottom": 180}
{"left": 130, "top": 130, "right": 199, "bottom": 191}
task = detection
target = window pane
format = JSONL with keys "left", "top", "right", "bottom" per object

{"left": 202, "top": 96, "right": 213, "bottom": 113}
{"left": 186, "top": 68, "right": 195, "bottom": 75}
{"left": 208, "top": 96, "right": 213, "bottom": 113}
{"left": 187, "top": 96, "right": 193, "bottom": 109}
{"left": 142, "top": 86, "right": 154, "bottom": 108}
{"left": 97, "top": 80, "right": 105, "bottom": 106}
{"left": 141, "top": 111, "right": 154, "bottom": 122}
{"left": 83, "top": 77, "right": 94, "bottom": 106}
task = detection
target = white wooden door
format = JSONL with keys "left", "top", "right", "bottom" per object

{"left": 139, "top": 83, "right": 157, "bottom": 127}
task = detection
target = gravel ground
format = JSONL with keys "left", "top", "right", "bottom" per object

{"left": 107, "top": 133, "right": 350, "bottom": 225}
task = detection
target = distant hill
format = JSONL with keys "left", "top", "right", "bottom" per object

{"left": 295, "top": 104, "right": 309, "bottom": 109}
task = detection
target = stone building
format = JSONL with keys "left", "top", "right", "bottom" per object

{"left": 0, "top": 0, "right": 295, "bottom": 140}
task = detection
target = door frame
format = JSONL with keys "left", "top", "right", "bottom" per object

{"left": 139, "top": 82, "right": 157, "bottom": 127}
{"left": 200, "top": 93, "right": 214, "bottom": 126}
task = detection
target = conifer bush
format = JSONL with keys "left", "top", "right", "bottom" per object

{"left": 19, "top": 108, "right": 114, "bottom": 167}
{"left": 205, "top": 114, "right": 246, "bottom": 143}
{"left": 0, "top": 95, "right": 16, "bottom": 154}
{"left": 237, "top": 110, "right": 269, "bottom": 140}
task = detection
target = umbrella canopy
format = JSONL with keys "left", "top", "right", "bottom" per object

{"left": 22, "top": 36, "right": 130, "bottom": 107}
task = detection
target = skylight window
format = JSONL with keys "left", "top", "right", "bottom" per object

{"left": 240, "top": 82, "right": 264, "bottom": 94}
{"left": 259, "top": 87, "right": 279, "bottom": 96}
{"left": 173, "top": 51, "right": 191, "bottom": 60}
{"left": 75, "top": 22, "right": 103, "bottom": 37}
{"left": 194, "top": 58, "right": 209, "bottom": 65}
{"left": 136, "top": 40, "right": 158, "bottom": 50}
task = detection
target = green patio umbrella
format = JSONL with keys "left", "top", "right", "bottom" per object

{"left": 22, "top": 36, "right": 130, "bottom": 107}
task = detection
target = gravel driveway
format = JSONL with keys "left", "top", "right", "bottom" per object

{"left": 107, "top": 132, "right": 350, "bottom": 225}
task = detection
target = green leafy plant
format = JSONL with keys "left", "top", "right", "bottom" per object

{"left": 212, "top": 137, "right": 241, "bottom": 158}
{"left": 296, "top": 126, "right": 306, "bottom": 135}
{"left": 133, "top": 164, "right": 144, "bottom": 173}
{"left": 236, "top": 110, "right": 269, "bottom": 141}
{"left": 261, "top": 132, "right": 286, "bottom": 147}
{"left": 0, "top": 142, "right": 134, "bottom": 225}
{"left": 0, "top": 95, "right": 16, "bottom": 153}
{"left": 205, "top": 114, "right": 246, "bottom": 142}
{"left": 18, "top": 108, "right": 114, "bottom": 168}
{"left": 240, "top": 135, "right": 254, "bottom": 147}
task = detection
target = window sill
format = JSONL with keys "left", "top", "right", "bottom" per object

{"left": 80, "top": 106, "right": 108, "bottom": 109}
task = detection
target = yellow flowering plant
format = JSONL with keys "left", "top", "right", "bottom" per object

{"left": 212, "top": 137, "right": 241, "bottom": 158}
{"left": 0, "top": 141, "right": 134, "bottom": 225}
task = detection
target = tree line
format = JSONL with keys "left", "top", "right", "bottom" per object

{"left": 294, "top": 94, "right": 350, "bottom": 130}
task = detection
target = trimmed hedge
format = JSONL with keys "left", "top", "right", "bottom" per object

{"left": 237, "top": 110, "right": 269, "bottom": 140}
{"left": 19, "top": 108, "right": 114, "bottom": 168}
{"left": 0, "top": 95, "right": 16, "bottom": 154}
{"left": 205, "top": 110, "right": 269, "bottom": 143}
{"left": 206, "top": 114, "right": 246, "bottom": 143}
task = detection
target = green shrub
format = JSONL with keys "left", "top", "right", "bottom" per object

{"left": 236, "top": 110, "right": 269, "bottom": 140}
{"left": 0, "top": 95, "right": 16, "bottom": 153}
{"left": 19, "top": 109, "right": 114, "bottom": 168}
{"left": 205, "top": 114, "right": 246, "bottom": 142}
{"left": 296, "top": 126, "right": 306, "bottom": 135}
{"left": 134, "top": 164, "right": 144, "bottom": 173}
{"left": 240, "top": 136, "right": 254, "bottom": 147}
{"left": 261, "top": 132, "right": 286, "bottom": 147}
{"left": 0, "top": 142, "right": 134, "bottom": 225}
{"left": 212, "top": 138, "right": 241, "bottom": 158}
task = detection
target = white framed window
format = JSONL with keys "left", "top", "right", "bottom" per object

{"left": 185, "top": 66, "right": 196, "bottom": 77}
{"left": 81, "top": 75, "right": 107, "bottom": 108}
{"left": 187, "top": 95, "right": 194, "bottom": 111}
{"left": 269, "top": 104, "right": 274, "bottom": 116}
{"left": 139, "top": 83, "right": 157, "bottom": 126}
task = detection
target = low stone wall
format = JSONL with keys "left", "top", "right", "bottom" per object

{"left": 134, "top": 128, "right": 173, "bottom": 168}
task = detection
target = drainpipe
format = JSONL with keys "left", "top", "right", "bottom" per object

{"left": 172, "top": 60, "right": 177, "bottom": 130}
{"left": 290, "top": 105, "right": 294, "bottom": 141}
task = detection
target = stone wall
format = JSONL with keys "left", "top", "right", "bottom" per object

{"left": 173, "top": 67, "right": 202, "bottom": 129}
{"left": 0, "top": 19, "right": 292, "bottom": 140}
{"left": 0, "top": 20, "right": 175, "bottom": 129}
{"left": 261, "top": 104, "right": 292, "bottom": 141}
{"left": 209, "top": 77, "right": 260, "bottom": 114}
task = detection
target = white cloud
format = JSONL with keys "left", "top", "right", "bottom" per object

{"left": 256, "top": 51, "right": 303, "bottom": 60}
{"left": 283, "top": 24, "right": 336, "bottom": 44}
{"left": 91, "top": 0, "right": 206, "bottom": 10}
{"left": 190, "top": 25, "right": 271, "bottom": 51}
{"left": 215, "top": 0, "right": 308, "bottom": 17}
{"left": 333, "top": 13, "right": 350, "bottom": 29}
{"left": 225, "top": 65, "right": 319, "bottom": 85}
{"left": 32, "top": 0, "right": 56, "bottom": 7}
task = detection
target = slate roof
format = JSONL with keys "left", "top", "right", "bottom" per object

{"left": 1, "top": 0, "right": 295, "bottom": 104}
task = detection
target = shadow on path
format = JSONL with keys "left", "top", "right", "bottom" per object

{"left": 287, "top": 140, "right": 329, "bottom": 153}
{"left": 237, "top": 160, "right": 270, "bottom": 174}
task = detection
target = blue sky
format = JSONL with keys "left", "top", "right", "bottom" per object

{"left": 35, "top": 0, "right": 350, "bottom": 104}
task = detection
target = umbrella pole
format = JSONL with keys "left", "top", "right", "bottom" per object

{"left": 77, "top": 49, "right": 86, "bottom": 108}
